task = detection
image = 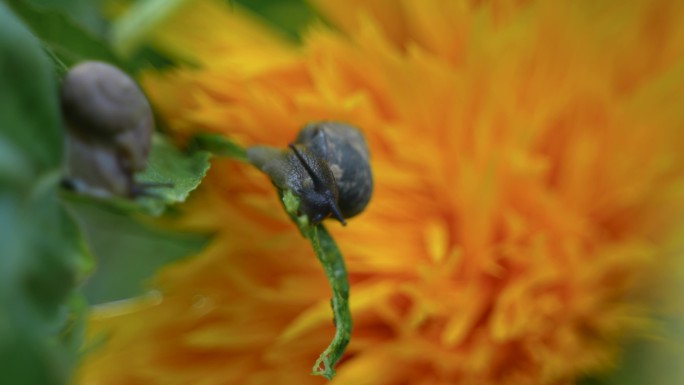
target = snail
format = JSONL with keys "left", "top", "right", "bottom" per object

{"left": 247, "top": 122, "right": 373, "bottom": 226}
{"left": 59, "top": 61, "right": 154, "bottom": 198}
{"left": 296, "top": 122, "right": 373, "bottom": 219}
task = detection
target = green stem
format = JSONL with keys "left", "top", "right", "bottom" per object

{"left": 302, "top": 225, "right": 351, "bottom": 380}
{"left": 280, "top": 190, "right": 351, "bottom": 380}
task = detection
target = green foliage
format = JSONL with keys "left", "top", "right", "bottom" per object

{"left": 58, "top": 134, "right": 213, "bottom": 217}
{"left": 232, "top": 0, "right": 317, "bottom": 41}
{"left": 0, "top": 0, "right": 351, "bottom": 382}
{"left": 0, "top": 2, "right": 214, "bottom": 384}
{"left": 136, "top": 135, "right": 212, "bottom": 215}
{"left": 0, "top": 6, "right": 63, "bottom": 173}
{"left": 6, "top": 0, "right": 123, "bottom": 74}
{"left": 579, "top": 315, "right": 684, "bottom": 385}
{"left": 109, "top": 0, "right": 318, "bottom": 62}
{"left": 64, "top": 196, "right": 209, "bottom": 304}
{"left": 25, "top": 0, "right": 108, "bottom": 36}
{"left": 0, "top": 4, "right": 88, "bottom": 384}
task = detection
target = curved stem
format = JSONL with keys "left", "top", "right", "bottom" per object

{"left": 303, "top": 224, "right": 351, "bottom": 380}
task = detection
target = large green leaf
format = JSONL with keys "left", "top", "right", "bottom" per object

{"left": 0, "top": 191, "right": 84, "bottom": 385}
{"left": 0, "top": 5, "right": 63, "bottom": 174}
{"left": 26, "top": 0, "right": 108, "bottom": 36}
{"left": 0, "top": 4, "right": 88, "bottom": 384}
{"left": 64, "top": 195, "right": 210, "bottom": 305}
{"left": 6, "top": 0, "right": 123, "bottom": 74}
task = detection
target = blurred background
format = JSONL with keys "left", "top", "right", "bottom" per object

{"left": 1, "top": 1, "right": 684, "bottom": 385}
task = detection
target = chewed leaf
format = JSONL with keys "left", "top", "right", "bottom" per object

{"left": 136, "top": 134, "right": 211, "bottom": 215}
{"left": 61, "top": 134, "right": 212, "bottom": 217}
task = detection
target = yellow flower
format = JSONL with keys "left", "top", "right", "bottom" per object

{"left": 78, "top": 0, "right": 684, "bottom": 384}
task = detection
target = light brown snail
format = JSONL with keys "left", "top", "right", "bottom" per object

{"left": 60, "top": 61, "right": 154, "bottom": 198}
{"left": 248, "top": 122, "right": 373, "bottom": 225}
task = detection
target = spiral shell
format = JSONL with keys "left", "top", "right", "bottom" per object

{"left": 60, "top": 61, "right": 154, "bottom": 197}
{"left": 295, "top": 122, "right": 372, "bottom": 219}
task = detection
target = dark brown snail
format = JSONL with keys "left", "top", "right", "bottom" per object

{"left": 60, "top": 61, "right": 154, "bottom": 198}
{"left": 248, "top": 122, "right": 373, "bottom": 226}
{"left": 295, "top": 122, "right": 373, "bottom": 219}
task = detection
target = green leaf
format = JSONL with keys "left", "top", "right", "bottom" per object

{"left": 189, "top": 132, "right": 248, "bottom": 161}
{"left": 6, "top": 0, "right": 123, "bottom": 74}
{"left": 26, "top": 0, "right": 108, "bottom": 36}
{"left": 136, "top": 134, "right": 212, "bottom": 216}
{"left": 579, "top": 316, "right": 684, "bottom": 385}
{"left": 55, "top": 134, "right": 224, "bottom": 305}
{"left": 0, "top": 189, "right": 88, "bottom": 385}
{"left": 0, "top": 5, "right": 63, "bottom": 175}
{"left": 232, "top": 0, "right": 317, "bottom": 42}
{"left": 59, "top": 292, "right": 89, "bottom": 367}
{"left": 63, "top": 195, "right": 210, "bottom": 304}
{"left": 59, "top": 133, "right": 213, "bottom": 217}
{"left": 126, "top": 44, "right": 178, "bottom": 72}
{"left": 0, "top": 5, "right": 89, "bottom": 384}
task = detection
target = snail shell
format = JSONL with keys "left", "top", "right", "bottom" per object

{"left": 60, "top": 61, "right": 154, "bottom": 197}
{"left": 247, "top": 121, "right": 372, "bottom": 225}
{"left": 295, "top": 122, "right": 372, "bottom": 219}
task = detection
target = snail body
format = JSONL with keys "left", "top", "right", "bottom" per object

{"left": 60, "top": 61, "right": 154, "bottom": 197}
{"left": 63, "top": 133, "right": 133, "bottom": 197}
{"left": 248, "top": 122, "right": 372, "bottom": 226}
